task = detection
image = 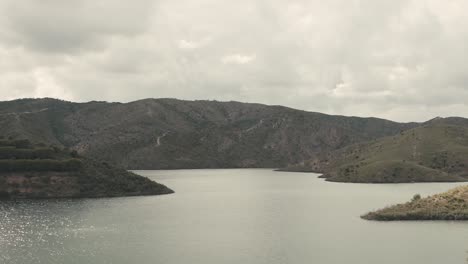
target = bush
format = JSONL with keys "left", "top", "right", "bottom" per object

{"left": 14, "top": 139, "right": 32, "bottom": 149}
{"left": 0, "top": 147, "right": 55, "bottom": 159}
{"left": 0, "top": 139, "right": 32, "bottom": 148}
{"left": 70, "top": 150, "right": 79, "bottom": 158}
{"left": 411, "top": 194, "right": 421, "bottom": 202}
{"left": 0, "top": 140, "right": 15, "bottom": 147}
{"left": 0, "top": 159, "right": 82, "bottom": 172}
{"left": 0, "top": 191, "right": 10, "bottom": 199}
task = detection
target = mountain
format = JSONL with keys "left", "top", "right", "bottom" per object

{"left": 0, "top": 98, "right": 417, "bottom": 170}
{"left": 362, "top": 186, "right": 468, "bottom": 220}
{"left": 0, "top": 138, "right": 173, "bottom": 199}
{"left": 290, "top": 123, "right": 468, "bottom": 183}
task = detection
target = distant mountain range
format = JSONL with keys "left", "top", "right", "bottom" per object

{"left": 3, "top": 97, "right": 467, "bottom": 212}
{"left": 0, "top": 98, "right": 418, "bottom": 170}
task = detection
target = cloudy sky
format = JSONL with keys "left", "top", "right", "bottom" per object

{"left": 0, "top": 0, "right": 467, "bottom": 122}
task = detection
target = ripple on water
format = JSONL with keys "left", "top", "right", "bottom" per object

{"left": 0, "top": 200, "right": 109, "bottom": 264}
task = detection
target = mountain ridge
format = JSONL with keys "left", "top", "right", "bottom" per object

{"left": 0, "top": 97, "right": 420, "bottom": 170}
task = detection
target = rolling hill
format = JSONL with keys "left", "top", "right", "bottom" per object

{"left": 288, "top": 123, "right": 468, "bottom": 183}
{"left": 0, "top": 98, "right": 416, "bottom": 170}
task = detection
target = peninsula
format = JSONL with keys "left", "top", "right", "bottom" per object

{"left": 0, "top": 138, "right": 173, "bottom": 199}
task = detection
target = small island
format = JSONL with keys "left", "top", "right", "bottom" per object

{"left": 0, "top": 138, "right": 173, "bottom": 199}
{"left": 362, "top": 186, "right": 468, "bottom": 221}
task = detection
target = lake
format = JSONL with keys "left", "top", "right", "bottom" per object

{"left": 1, "top": 169, "right": 467, "bottom": 264}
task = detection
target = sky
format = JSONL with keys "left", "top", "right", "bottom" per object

{"left": 0, "top": 0, "right": 467, "bottom": 122}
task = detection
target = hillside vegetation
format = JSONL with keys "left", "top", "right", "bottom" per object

{"left": 362, "top": 186, "right": 468, "bottom": 220}
{"left": 0, "top": 138, "right": 173, "bottom": 199}
{"left": 288, "top": 123, "right": 468, "bottom": 183}
{"left": 0, "top": 98, "right": 416, "bottom": 170}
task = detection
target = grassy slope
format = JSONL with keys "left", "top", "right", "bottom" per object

{"left": 362, "top": 185, "right": 468, "bottom": 220}
{"left": 317, "top": 124, "right": 468, "bottom": 183}
{"left": 0, "top": 139, "right": 173, "bottom": 199}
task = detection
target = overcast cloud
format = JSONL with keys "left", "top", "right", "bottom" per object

{"left": 0, "top": 0, "right": 468, "bottom": 122}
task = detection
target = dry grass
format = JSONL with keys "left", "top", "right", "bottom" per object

{"left": 362, "top": 185, "right": 468, "bottom": 220}
{"left": 322, "top": 124, "right": 468, "bottom": 183}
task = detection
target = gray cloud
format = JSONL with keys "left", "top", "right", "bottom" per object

{"left": 1, "top": 0, "right": 468, "bottom": 122}
{"left": 1, "top": 0, "right": 155, "bottom": 53}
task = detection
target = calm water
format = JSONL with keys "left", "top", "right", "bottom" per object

{"left": 1, "top": 169, "right": 467, "bottom": 264}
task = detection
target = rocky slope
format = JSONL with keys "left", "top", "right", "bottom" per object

{"left": 0, "top": 139, "right": 173, "bottom": 199}
{"left": 362, "top": 186, "right": 468, "bottom": 220}
{"left": 0, "top": 98, "right": 416, "bottom": 170}
{"left": 288, "top": 123, "right": 468, "bottom": 183}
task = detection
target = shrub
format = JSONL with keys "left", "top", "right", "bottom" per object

{"left": 14, "top": 139, "right": 32, "bottom": 149}
{"left": 0, "top": 147, "right": 55, "bottom": 159}
{"left": 0, "top": 191, "right": 10, "bottom": 199}
{"left": 70, "top": 150, "right": 79, "bottom": 158}
{"left": 0, "top": 140, "right": 15, "bottom": 147}
{"left": 412, "top": 194, "right": 421, "bottom": 202}
{"left": 0, "top": 159, "right": 82, "bottom": 172}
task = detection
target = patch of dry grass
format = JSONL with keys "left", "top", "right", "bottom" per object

{"left": 362, "top": 185, "right": 468, "bottom": 220}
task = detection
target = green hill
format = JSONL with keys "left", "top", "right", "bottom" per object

{"left": 290, "top": 123, "right": 468, "bottom": 183}
{"left": 0, "top": 138, "right": 173, "bottom": 199}
{"left": 362, "top": 185, "right": 468, "bottom": 220}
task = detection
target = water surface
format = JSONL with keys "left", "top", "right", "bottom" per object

{"left": 1, "top": 169, "right": 467, "bottom": 264}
